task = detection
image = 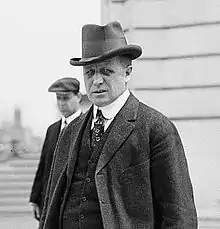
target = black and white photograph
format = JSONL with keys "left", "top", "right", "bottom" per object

{"left": 0, "top": 0, "right": 219, "bottom": 228}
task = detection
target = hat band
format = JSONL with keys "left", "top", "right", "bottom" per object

{"left": 82, "top": 38, "right": 128, "bottom": 58}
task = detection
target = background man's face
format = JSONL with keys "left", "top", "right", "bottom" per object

{"left": 56, "top": 92, "right": 80, "bottom": 118}
{"left": 83, "top": 57, "right": 128, "bottom": 107}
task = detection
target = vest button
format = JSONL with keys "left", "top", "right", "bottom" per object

{"left": 79, "top": 214, "right": 85, "bottom": 220}
{"left": 82, "top": 196, "right": 87, "bottom": 202}
{"left": 86, "top": 177, "right": 91, "bottom": 183}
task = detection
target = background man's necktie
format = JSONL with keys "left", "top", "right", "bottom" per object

{"left": 63, "top": 119, "right": 68, "bottom": 129}
{"left": 91, "top": 109, "right": 105, "bottom": 149}
{"left": 59, "top": 119, "right": 68, "bottom": 139}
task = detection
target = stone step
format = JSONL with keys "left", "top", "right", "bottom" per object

{"left": 0, "top": 205, "right": 32, "bottom": 215}
{"left": 9, "top": 159, "right": 39, "bottom": 168}
{"left": 0, "top": 167, "right": 37, "bottom": 174}
{"left": 17, "top": 154, "right": 40, "bottom": 160}
{"left": 0, "top": 189, "right": 30, "bottom": 197}
{"left": 0, "top": 197, "right": 29, "bottom": 206}
{"left": 0, "top": 182, "right": 32, "bottom": 190}
{"left": 0, "top": 174, "right": 35, "bottom": 182}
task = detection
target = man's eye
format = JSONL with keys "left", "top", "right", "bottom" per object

{"left": 100, "top": 69, "right": 113, "bottom": 76}
{"left": 86, "top": 69, "right": 95, "bottom": 77}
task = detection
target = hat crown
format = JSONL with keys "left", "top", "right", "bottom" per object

{"left": 82, "top": 21, "right": 127, "bottom": 58}
{"left": 82, "top": 21, "right": 126, "bottom": 42}
{"left": 70, "top": 21, "right": 142, "bottom": 66}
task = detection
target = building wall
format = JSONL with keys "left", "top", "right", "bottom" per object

{"left": 102, "top": 0, "right": 220, "bottom": 220}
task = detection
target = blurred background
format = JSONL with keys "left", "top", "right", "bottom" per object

{"left": 0, "top": 0, "right": 220, "bottom": 228}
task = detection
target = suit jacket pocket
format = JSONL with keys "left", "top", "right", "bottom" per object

{"left": 119, "top": 159, "right": 150, "bottom": 184}
{"left": 118, "top": 159, "right": 153, "bottom": 218}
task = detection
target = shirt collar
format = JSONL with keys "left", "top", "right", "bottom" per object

{"left": 93, "top": 90, "right": 130, "bottom": 120}
{"left": 62, "top": 109, "right": 81, "bottom": 125}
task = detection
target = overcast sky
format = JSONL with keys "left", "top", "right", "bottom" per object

{"left": 0, "top": 0, "right": 101, "bottom": 137}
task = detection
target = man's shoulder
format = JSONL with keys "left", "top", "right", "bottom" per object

{"left": 47, "top": 120, "right": 61, "bottom": 132}
{"left": 138, "top": 101, "right": 174, "bottom": 129}
{"left": 62, "top": 112, "right": 88, "bottom": 135}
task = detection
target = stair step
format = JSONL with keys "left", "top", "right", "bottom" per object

{"left": 0, "top": 199, "right": 29, "bottom": 206}
{"left": 18, "top": 154, "right": 40, "bottom": 160}
{"left": 0, "top": 191, "right": 30, "bottom": 198}
{"left": 0, "top": 182, "right": 32, "bottom": 190}
{"left": 0, "top": 168, "right": 37, "bottom": 174}
{"left": 0, "top": 205, "right": 32, "bottom": 214}
{"left": 9, "top": 162, "right": 39, "bottom": 168}
{"left": 9, "top": 160, "right": 39, "bottom": 167}
{"left": 0, "top": 175, "right": 35, "bottom": 182}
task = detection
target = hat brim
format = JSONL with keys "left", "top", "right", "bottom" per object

{"left": 70, "top": 45, "right": 142, "bottom": 66}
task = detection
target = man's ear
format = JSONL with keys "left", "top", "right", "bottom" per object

{"left": 77, "top": 92, "right": 82, "bottom": 103}
{"left": 125, "top": 65, "right": 132, "bottom": 82}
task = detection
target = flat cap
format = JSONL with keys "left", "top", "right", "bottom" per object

{"left": 48, "top": 77, "right": 80, "bottom": 93}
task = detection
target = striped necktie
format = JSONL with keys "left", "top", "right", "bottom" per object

{"left": 91, "top": 109, "right": 105, "bottom": 149}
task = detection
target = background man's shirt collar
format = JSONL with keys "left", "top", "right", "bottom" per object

{"left": 61, "top": 109, "right": 81, "bottom": 129}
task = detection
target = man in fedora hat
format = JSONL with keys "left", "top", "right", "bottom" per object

{"left": 40, "top": 21, "right": 197, "bottom": 228}
{"left": 29, "top": 77, "right": 82, "bottom": 221}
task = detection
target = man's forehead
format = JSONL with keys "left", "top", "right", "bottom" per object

{"left": 83, "top": 57, "right": 119, "bottom": 69}
{"left": 56, "top": 92, "right": 72, "bottom": 97}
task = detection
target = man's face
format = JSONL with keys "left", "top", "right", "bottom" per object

{"left": 56, "top": 92, "right": 80, "bottom": 118}
{"left": 83, "top": 57, "right": 131, "bottom": 107}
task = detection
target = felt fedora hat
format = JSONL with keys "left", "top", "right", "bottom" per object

{"left": 70, "top": 21, "right": 142, "bottom": 66}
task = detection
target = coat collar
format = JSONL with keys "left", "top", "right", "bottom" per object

{"left": 96, "top": 93, "right": 139, "bottom": 174}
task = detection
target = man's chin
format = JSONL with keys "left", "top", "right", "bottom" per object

{"left": 61, "top": 112, "right": 70, "bottom": 118}
{"left": 93, "top": 100, "right": 111, "bottom": 107}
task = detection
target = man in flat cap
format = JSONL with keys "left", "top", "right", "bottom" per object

{"left": 29, "top": 77, "right": 82, "bottom": 221}
{"left": 40, "top": 21, "right": 197, "bottom": 229}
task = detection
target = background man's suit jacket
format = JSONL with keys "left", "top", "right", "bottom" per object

{"left": 40, "top": 94, "right": 197, "bottom": 229}
{"left": 29, "top": 120, "right": 61, "bottom": 210}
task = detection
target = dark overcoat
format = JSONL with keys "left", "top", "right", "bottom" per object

{"left": 30, "top": 120, "right": 61, "bottom": 210}
{"left": 39, "top": 94, "right": 197, "bottom": 229}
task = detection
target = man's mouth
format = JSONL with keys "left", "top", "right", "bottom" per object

{"left": 93, "top": 90, "right": 106, "bottom": 94}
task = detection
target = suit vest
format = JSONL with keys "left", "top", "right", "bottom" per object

{"left": 62, "top": 113, "right": 113, "bottom": 229}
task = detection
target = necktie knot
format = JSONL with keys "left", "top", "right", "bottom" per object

{"left": 95, "top": 109, "right": 105, "bottom": 125}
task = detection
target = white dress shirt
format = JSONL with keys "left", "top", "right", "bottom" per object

{"left": 92, "top": 90, "right": 130, "bottom": 131}
{"left": 61, "top": 109, "right": 81, "bottom": 130}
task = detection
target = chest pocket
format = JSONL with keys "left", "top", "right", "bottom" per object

{"left": 119, "top": 159, "right": 150, "bottom": 185}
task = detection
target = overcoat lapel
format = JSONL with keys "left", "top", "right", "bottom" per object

{"left": 49, "top": 120, "right": 61, "bottom": 151}
{"left": 96, "top": 94, "right": 139, "bottom": 175}
{"left": 66, "top": 107, "right": 93, "bottom": 188}
{"left": 54, "top": 120, "right": 62, "bottom": 140}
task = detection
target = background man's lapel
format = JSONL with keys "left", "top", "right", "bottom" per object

{"left": 96, "top": 94, "right": 139, "bottom": 175}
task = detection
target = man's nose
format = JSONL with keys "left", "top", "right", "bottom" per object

{"left": 93, "top": 73, "right": 104, "bottom": 85}
{"left": 58, "top": 100, "right": 65, "bottom": 106}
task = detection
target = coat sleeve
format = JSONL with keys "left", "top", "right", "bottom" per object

{"left": 150, "top": 117, "right": 198, "bottom": 228}
{"left": 29, "top": 128, "right": 50, "bottom": 205}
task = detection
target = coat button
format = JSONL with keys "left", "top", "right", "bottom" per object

{"left": 86, "top": 177, "right": 91, "bottom": 183}
{"left": 100, "top": 200, "right": 106, "bottom": 204}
